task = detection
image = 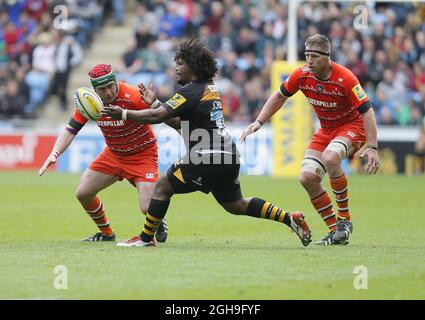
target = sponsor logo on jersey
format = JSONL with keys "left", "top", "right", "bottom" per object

{"left": 307, "top": 97, "right": 337, "bottom": 108}
{"left": 192, "top": 177, "right": 203, "bottom": 186}
{"left": 174, "top": 159, "right": 184, "bottom": 167}
{"left": 210, "top": 109, "right": 224, "bottom": 121}
{"left": 347, "top": 131, "right": 356, "bottom": 138}
{"left": 115, "top": 98, "right": 132, "bottom": 103}
{"left": 166, "top": 93, "right": 187, "bottom": 109}
{"left": 97, "top": 120, "right": 125, "bottom": 126}
{"left": 352, "top": 84, "right": 366, "bottom": 101}
{"left": 145, "top": 173, "right": 155, "bottom": 179}
{"left": 207, "top": 85, "right": 218, "bottom": 92}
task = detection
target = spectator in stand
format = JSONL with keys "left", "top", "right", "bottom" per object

{"left": 17, "top": 11, "right": 37, "bottom": 43}
{"left": 135, "top": 39, "right": 167, "bottom": 87}
{"left": 133, "top": 3, "right": 157, "bottom": 49}
{"left": 361, "top": 36, "right": 376, "bottom": 67}
{"left": 221, "top": 86, "right": 242, "bottom": 121}
{"left": 415, "top": 31, "right": 425, "bottom": 61}
{"left": 0, "top": 38, "right": 7, "bottom": 65}
{"left": 401, "top": 36, "right": 420, "bottom": 67}
{"left": 6, "top": 0, "right": 25, "bottom": 25}
{"left": 3, "top": 22, "right": 24, "bottom": 62}
{"left": 227, "top": 4, "right": 247, "bottom": 39}
{"left": 376, "top": 69, "right": 407, "bottom": 107}
{"left": 15, "top": 67, "right": 30, "bottom": 109}
{"left": 346, "top": 51, "right": 368, "bottom": 84}
{"left": 414, "top": 62, "right": 425, "bottom": 91}
{"left": 373, "top": 88, "right": 397, "bottom": 125}
{"left": 220, "top": 51, "right": 239, "bottom": 80}
{"left": 243, "top": 73, "right": 264, "bottom": 122}
{"left": 0, "top": 79, "right": 26, "bottom": 118}
{"left": 234, "top": 26, "right": 257, "bottom": 56}
{"left": 24, "top": 0, "right": 48, "bottom": 22}
{"left": 67, "top": 0, "right": 102, "bottom": 47}
{"left": 24, "top": 32, "right": 55, "bottom": 116}
{"left": 117, "top": 38, "right": 142, "bottom": 84}
{"left": 207, "top": 1, "right": 224, "bottom": 36}
{"left": 50, "top": 30, "right": 83, "bottom": 111}
{"left": 247, "top": 7, "right": 264, "bottom": 34}
{"left": 111, "top": 0, "right": 125, "bottom": 26}
{"left": 159, "top": 1, "right": 187, "bottom": 38}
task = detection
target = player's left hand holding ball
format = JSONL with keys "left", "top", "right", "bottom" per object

{"left": 102, "top": 104, "right": 124, "bottom": 119}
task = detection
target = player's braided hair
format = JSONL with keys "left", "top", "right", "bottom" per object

{"left": 174, "top": 38, "right": 218, "bottom": 80}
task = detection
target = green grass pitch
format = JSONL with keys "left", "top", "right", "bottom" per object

{"left": 1, "top": 171, "right": 424, "bottom": 299}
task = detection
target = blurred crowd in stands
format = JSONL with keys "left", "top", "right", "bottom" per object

{"left": 117, "top": 0, "right": 425, "bottom": 126}
{"left": 1, "top": 0, "right": 425, "bottom": 127}
{"left": 0, "top": 0, "right": 112, "bottom": 119}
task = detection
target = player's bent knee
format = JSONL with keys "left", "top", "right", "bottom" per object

{"left": 139, "top": 203, "right": 149, "bottom": 215}
{"left": 324, "top": 139, "right": 349, "bottom": 160}
{"left": 300, "top": 156, "right": 326, "bottom": 181}
{"left": 321, "top": 154, "right": 340, "bottom": 170}
{"left": 220, "top": 201, "right": 245, "bottom": 215}
{"left": 152, "top": 177, "right": 174, "bottom": 200}
{"left": 299, "top": 174, "right": 312, "bottom": 188}
{"left": 75, "top": 187, "right": 95, "bottom": 203}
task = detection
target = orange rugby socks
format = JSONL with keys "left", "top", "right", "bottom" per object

{"left": 311, "top": 191, "right": 337, "bottom": 231}
{"left": 82, "top": 197, "right": 113, "bottom": 236}
{"left": 330, "top": 174, "right": 350, "bottom": 221}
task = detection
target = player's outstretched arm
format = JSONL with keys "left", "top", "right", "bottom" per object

{"left": 102, "top": 104, "right": 172, "bottom": 125}
{"left": 240, "top": 90, "right": 287, "bottom": 142}
{"left": 360, "top": 108, "right": 380, "bottom": 175}
{"left": 39, "top": 130, "right": 76, "bottom": 176}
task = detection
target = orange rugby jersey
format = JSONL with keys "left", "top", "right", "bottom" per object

{"left": 68, "top": 81, "right": 157, "bottom": 156}
{"left": 280, "top": 62, "right": 371, "bottom": 129}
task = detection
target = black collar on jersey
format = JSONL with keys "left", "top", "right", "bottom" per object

{"left": 305, "top": 49, "right": 330, "bottom": 57}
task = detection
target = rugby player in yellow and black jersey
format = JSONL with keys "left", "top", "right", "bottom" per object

{"left": 103, "top": 38, "right": 312, "bottom": 247}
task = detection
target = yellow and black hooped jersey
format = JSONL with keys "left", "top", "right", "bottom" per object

{"left": 163, "top": 80, "right": 237, "bottom": 156}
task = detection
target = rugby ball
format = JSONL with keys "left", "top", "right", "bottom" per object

{"left": 74, "top": 87, "right": 103, "bottom": 121}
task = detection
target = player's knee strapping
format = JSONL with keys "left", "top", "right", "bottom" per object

{"left": 324, "top": 139, "right": 349, "bottom": 160}
{"left": 301, "top": 156, "right": 326, "bottom": 178}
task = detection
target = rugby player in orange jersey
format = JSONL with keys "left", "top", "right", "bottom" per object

{"left": 241, "top": 34, "right": 380, "bottom": 245}
{"left": 39, "top": 64, "right": 171, "bottom": 242}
